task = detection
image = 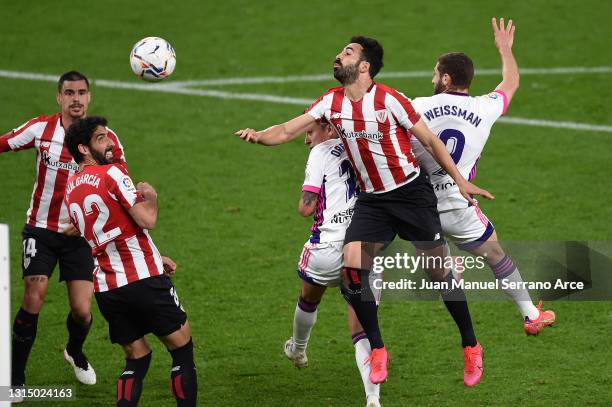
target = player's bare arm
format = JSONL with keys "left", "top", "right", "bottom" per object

{"left": 298, "top": 191, "right": 318, "bottom": 217}
{"left": 235, "top": 113, "right": 315, "bottom": 145}
{"left": 411, "top": 119, "right": 495, "bottom": 203}
{"left": 128, "top": 182, "right": 159, "bottom": 229}
{"left": 492, "top": 17, "right": 519, "bottom": 103}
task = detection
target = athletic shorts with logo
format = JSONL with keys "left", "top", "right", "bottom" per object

{"left": 95, "top": 275, "right": 187, "bottom": 344}
{"left": 21, "top": 224, "right": 94, "bottom": 281}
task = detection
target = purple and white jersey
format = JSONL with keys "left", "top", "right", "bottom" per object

{"left": 302, "top": 139, "right": 358, "bottom": 243}
{"left": 410, "top": 90, "right": 508, "bottom": 211}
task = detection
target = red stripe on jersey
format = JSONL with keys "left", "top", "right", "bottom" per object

{"left": 393, "top": 115, "right": 418, "bottom": 167}
{"left": 46, "top": 142, "right": 74, "bottom": 231}
{"left": 137, "top": 233, "right": 159, "bottom": 278}
{"left": 0, "top": 115, "right": 45, "bottom": 152}
{"left": 379, "top": 83, "right": 421, "bottom": 125}
{"left": 374, "top": 87, "right": 407, "bottom": 184}
{"left": 97, "top": 250, "right": 118, "bottom": 291}
{"left": 306, "top": 86, "right": 343, "bottom": 114}
{"left": 351, "top": 99, "right": 384, "bottom": 191}
{"left": 28, "top": 115, "right": 59, "bottom": 228}
{"left": 115, "top": 239, "right": 139, "bottom": 284}
{"left": 330, "top": 90, "right": 366, "bottom": 191}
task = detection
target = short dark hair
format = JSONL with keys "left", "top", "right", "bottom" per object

{"left": 65, "top": 116, "right": 107, "bottom": 163}
{"left": 58, "top": 71, "right": 90, "bottom": 92}
{"left": 350, "top": 36, "right": 384, "bottom": 78}
{"left": 436, "top": 52, "right": 474, "bottom": 89}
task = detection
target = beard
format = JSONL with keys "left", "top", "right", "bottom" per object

{"left": 91, "top": 147, "right": 114, "bottom": 165}
{"left": 333, "top": 60, "right": 360, "bottom": 86}
{"left": 433, "top": 79, "right": 446, "bottom": 95}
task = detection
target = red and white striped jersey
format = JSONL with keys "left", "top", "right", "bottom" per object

{"left": 306, "top": 83, "right": 421, "bottom": 193}
{"left": 64, "top": 164, "right": 164, "bottom": 292}
{"left": 0, "top": 113, "right": 126, "bottom": 233}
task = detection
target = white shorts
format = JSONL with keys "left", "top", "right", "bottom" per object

{"left": 439, "top": 205, "right": 494, "bottom": 250}
{"left": 297, "top": 240, "right": 344, "bottom": 287}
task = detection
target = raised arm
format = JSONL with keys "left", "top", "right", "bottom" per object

{"left": 410, "top": 119, "right": 495, "bottom": 203}
{"left": 235, "top": 113, "right": 315, "bottom": 146}
{"left": 492, "top": 17, "right": 519, "bottom": 104}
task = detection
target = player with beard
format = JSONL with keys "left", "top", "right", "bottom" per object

{"left": 1, "top": 71, "right": 126, "bottom": 390}
{"left": 409, "top": 18, "right": 555, "bottom": 334}
{"left": 236, "top": 37, "right": 494, "bottom": 386}
{"left": 64, "top": 116, "right": 197, "bottom": 407}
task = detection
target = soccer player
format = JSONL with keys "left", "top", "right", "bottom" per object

{"left": 236, "top": 36, "right": 494, "bottom": 385}
{"left": 63, "top": 116, "right": 197, "bottom": 407}
{"left": 282, "top": 119, "right": 381, "bottom": 407}
{"left": 0, "top": 71, "right": 126, "bottom": 388}
{"left": 409, "top": 18, "right": 555, "bottom": 334}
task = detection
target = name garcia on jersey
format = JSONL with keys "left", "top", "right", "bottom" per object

{"left": 65, "top": 173, "right": 101, "bottom": 196}
{"left": 422, "top": 105, "right": 482, "bottom": 128}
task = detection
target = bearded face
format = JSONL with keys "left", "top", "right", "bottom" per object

{"left": 333, "top": 58, "right": 361, "bottom": 86}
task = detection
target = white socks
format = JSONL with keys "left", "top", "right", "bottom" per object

{"left": 354, "top": 337, "right": 380, "bottom": 399}
{"left": 499, "top": 268, "right": 540, "bottom": 320}
{"left": 292, "top": 300, "right": 318, "bottom": 350}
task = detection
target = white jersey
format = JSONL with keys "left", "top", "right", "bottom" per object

{"left": 410, "top": 90, "right": 508, "bottom": 211}
{"left": 302, "top": 139, "right": 358, "bottom": 243}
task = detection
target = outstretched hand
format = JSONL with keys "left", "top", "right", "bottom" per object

{"left": 459, "top": 181, "right": 495, "bottom": 206}
{"left": 234, "top": 128, "right": 259, "bottom": 143}
{"left": 492, "top": 17, "right": 515, "bottom": 51}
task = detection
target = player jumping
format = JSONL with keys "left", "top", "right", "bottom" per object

{"left": 409, "top": 18, "right": 555, "bottom": 334}
{"left": 281, "top": 119, "right": 381, "bottom": 406}
{"left": 236, "top": 36, "right": 494, "bottom": 386}
{"left": 64, "top": 116, "right": 197, "bottom": 407}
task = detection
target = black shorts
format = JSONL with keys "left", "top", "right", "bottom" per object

{"left": 21, "top": 224, "right": 94, "bottom": 282}
{"left": 95, "top": 275, "right": 188, "bottom": 345}
{"left": 344, "top": 171, "right": 444, "bottom": 249}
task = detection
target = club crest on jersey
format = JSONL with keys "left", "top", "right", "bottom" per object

{"left": 375, "top": 109, "right": 388, "bottom": 123}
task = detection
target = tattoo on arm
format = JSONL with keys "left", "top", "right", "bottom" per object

{"left": 301, "top": 191, "right": 318, "bottom": 207}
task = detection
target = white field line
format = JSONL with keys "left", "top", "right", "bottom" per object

{"left": 168, "top": 66, "right": 612, "bottom": 87}
{"left": 1, "top": 68, "right": 611, "bottom": 133}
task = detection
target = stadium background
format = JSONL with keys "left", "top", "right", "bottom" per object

{"left": 1, "top": 0, "right": 611, "bottom": 405}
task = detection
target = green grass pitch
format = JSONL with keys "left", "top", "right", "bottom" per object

{"left": 1, "top": 0, "right": 611, "bottom": 405}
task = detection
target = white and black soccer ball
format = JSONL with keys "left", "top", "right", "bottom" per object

{"left": 130, "top": 37, "right": 176, "bottom": 81}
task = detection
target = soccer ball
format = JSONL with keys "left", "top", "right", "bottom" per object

{"left": 130, "top": 37, "right": 176, "bottom": 81}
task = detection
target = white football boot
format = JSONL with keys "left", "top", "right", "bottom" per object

{"left": 64, "top": 349, "right": 97, "bottom": 385}
{"left": 284, "top": 338, "right": 308, "bottom": 369}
